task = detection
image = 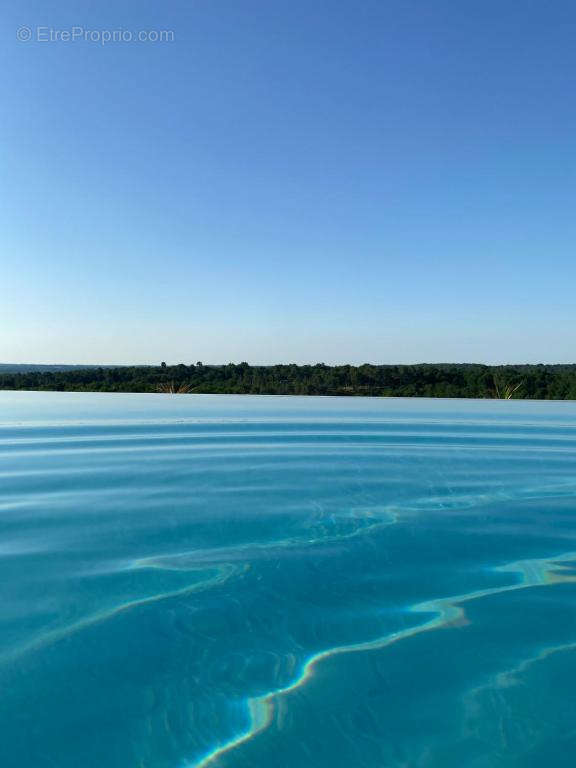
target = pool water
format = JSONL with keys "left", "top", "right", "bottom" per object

{"left": 2, "top": 392, "right": 576, "bottom": 767}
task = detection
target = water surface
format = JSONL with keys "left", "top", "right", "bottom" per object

{"left": 2, "top": 392, "right": 576, "bottom": 767}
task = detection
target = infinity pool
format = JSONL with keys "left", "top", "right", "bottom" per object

{"left": 2, "top": 392, "right": 576, "bottom": 767}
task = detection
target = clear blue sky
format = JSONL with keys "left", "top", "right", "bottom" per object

{"left": 2, "top": 0, "right": 575, "bottom": 365}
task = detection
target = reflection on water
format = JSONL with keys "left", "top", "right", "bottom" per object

{"left": 2, "top": 392, "right": 576, "bottom": 768}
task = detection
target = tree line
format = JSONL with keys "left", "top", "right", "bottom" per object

{"left": 2, "top": 362, "right": 576, "bottom": 399}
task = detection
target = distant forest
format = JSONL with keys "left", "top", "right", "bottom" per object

{"left": 3, "top": 362, "right": 576, "bottom": 399}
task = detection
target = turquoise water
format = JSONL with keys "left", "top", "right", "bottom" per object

{"left": 2, "top": 392, "right": 576, "bottom": 768}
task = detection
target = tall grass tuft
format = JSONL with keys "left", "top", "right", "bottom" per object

{"left": 492, "top": 377, "right": 523, "bottom": 399}
{"left": 156, "top": 382, "right": 194, "bottom": 394}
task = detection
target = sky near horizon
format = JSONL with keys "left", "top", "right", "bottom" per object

{"left": 2, "top": 0, "right": 576, "bottom": 365}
